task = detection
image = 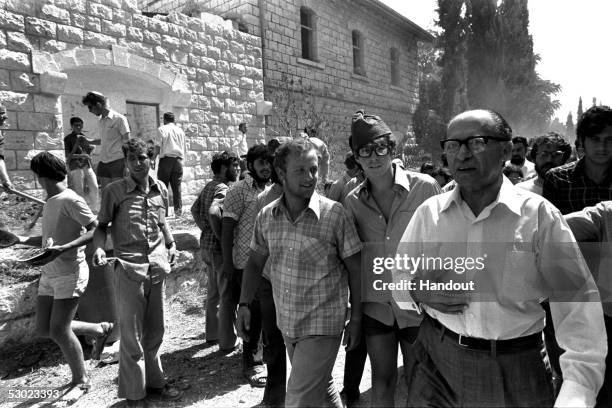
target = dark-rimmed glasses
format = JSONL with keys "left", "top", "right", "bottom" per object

{"left": 357, "top": 143, "right": 390, "bottom": 158}
{"left": 440, "top": 136, "right": 509, "bottom": 156}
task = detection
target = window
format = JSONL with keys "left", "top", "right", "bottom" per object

{"left": 390, "top": 47, "right": 400, "bottom": 85}
{"left": 352, "top": 30, "right": 364, "bottom": 75}
{"left": 300, "top": 7, "right": 316, "bottom": 61}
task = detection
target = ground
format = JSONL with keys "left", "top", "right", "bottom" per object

{"left": 0, "top": 191, "right": 407, "bottom": 407}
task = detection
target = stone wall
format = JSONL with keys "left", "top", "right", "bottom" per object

{"left": 0, "top": 0, "right": 265, "bottom": 204}
{"left": 141, "top": 0, "right": 429, "bottom": 180}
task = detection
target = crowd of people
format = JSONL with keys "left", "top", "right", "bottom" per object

{"left": 1, "top": 91, "right": 612, "bottom": 408}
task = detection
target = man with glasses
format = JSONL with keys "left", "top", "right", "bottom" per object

{"left": 516, "top": 132, "right": 571, "bottom": 195}
{"left": 343, "top": 111, "right": 440, "bottom": 407}
{"left": 393, "top": 109, "right": 605, "bottom": 407}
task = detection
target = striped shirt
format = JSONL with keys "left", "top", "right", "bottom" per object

{"left": 191, "top": 179, "right": 229, "bottom": 256}
{"left": 251, "top": 192, "right": 362, "bottom": 337}
{"left": 98, "top": 176, "right": 170, "bottom": 279}
{"left": 543, "top": 158, "right": 612, "bottom": 214}
{"left": 222, "top": 173, "right": 265, "bottom": 269}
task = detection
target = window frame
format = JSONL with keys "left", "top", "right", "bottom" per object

{"left": 390, "top": 47, "right": 400, "bottom": 86}
{"left": 300, "top": 6, "right": 317, "bottom": 61}
{"left": 352, "top": 30, "right": 365, "bottom": 76}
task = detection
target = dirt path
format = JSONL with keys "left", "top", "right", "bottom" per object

{"left": 0, "top": 280, "right": 412, "bottom": 408}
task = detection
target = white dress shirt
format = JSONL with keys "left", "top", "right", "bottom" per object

{"left": 394, "top": 178, "right": 606, "bottom": 407}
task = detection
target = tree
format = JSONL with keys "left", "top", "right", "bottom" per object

{"left": 577, "top": 97, "right": 583, "bottom": 119}
{"left": 566, "top": 112, "right": 575, "bottom": 137}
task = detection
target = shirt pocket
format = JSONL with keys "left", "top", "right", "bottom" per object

{"left": 502, "top": 250, "right": 543, "bottom": 301}
{"left": 300, "top": 236, "right": 329, "bottom": 266}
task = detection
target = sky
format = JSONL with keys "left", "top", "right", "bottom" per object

{"left": 380, "top": 0, "right": 612, "bottom": 123}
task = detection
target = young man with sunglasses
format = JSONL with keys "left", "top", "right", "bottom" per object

{"left": 393, "top": 109, "right": 605, "bottom": 407}
{"left": 342, "top": 111, "right": 440, "bottom": 407}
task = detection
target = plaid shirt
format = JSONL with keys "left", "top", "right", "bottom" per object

{"left": 222, "top": 173, "right": 265, "bottom": 269}
{"left": 98, "top": 176, "right": 170, "bottom": 279}
{"left": 251, "top": 192, "right": 362, "bottom": 338}
{"left": 191, "top": 179, "right": 229, "bottom": 256}
{"left": 543, "top": 158, "right": 612, "bottom": 214}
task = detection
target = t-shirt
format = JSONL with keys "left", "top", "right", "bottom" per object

{"left": 42, "top": 189, "right": 97, "bottom": 277}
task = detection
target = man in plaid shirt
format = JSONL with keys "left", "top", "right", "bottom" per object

{"left": 236, "top": 139, "right": 363, "bottom": 408}
{"left": 221, "top": 144, "right": 271, "bottom": 385}
{"left": 544, "top": 105, "right": 612, "bottom": 215}
{"left": 191, "top": 151, "right": 240, "bottom": 348}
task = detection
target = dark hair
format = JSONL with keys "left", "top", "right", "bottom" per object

{"left": 70, "top": 117, "right": 83, "bottom": 126}
{"left": 344, "top": 151, "right": 357, "bottom": 170}
{"left": 420, "top": 162, "right": 435, "bottom": 174}
{"left": 246, "top": 144, "right": 270, "bottom": 167}
{"left": 511, "top": 136, "right": 528, "bottom": 149}
{"left": 163, "top": 112, "right": 175, "bottom": 122}
{"left": 211, "top": 150, "right": 239, "bottom": 174}
{"left": 431, "top": 166, "right": 453, "bottom": 184}
{"left": 274, "top": 139, "right": 317, "bottom": 173}
{"left": 81, "top": 91, "right": 106, "bottom": 106}
{"left": 529, "top": 132, "right": 572, "bottom": 163}
{"left": 30, "top": 152, "right": 67, "bottom": 181}
{"left": 576, "top": 105, "right": 612, "bottom": 143}
{"left": 121, "top": 138, "right": 154, "bottom": 158}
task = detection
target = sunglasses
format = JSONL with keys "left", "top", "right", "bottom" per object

{"left": 357, "top": 143, "right": 390, "bottom": 158}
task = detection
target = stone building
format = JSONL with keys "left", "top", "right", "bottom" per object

{"left": 0, "top": 0, "right": 265, "bottom": 204}
{"left": 141, "top": 0, "right": 432, "bottom": 179}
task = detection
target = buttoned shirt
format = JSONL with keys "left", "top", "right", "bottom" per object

{"left": 543, "top": 158, "right": 612, "bottom": 214}
{"left": 395, "top": 177, "right": 606, "bottom": 407}
{"left": 326, "top": 172, "right": 352, "bottom": 203}
{"left": 345, "top": 164, "right": 440, "bottom": 328}
{"left": 249, "top": 183, "right": 283, "bottom": 280}
{"left": 565, "top": 201, "right": 612, "bottom": 316}
{"left": 156, "top": 123, "right": 185, "bottom": 159}
{"left": 250, "top": 192, "right": 362, "bottom": 338}
{"left": 223, "top": 173, "right": 265, "bottom": 269}
{"left": 99, "top": 109, "right": 130, "bottom": 163}
{"left": 98, "top": 176, "right": 170, "bottom": 281}
{"left": 191, "top": 179, "right": 229, "bottom": 256}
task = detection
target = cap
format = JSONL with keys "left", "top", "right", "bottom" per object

{"left": 350, "top": 110, "right": 393, "bottom": 150}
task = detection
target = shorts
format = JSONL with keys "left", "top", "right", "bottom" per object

{"left": 97, "top": 158, "right": 125, "bottom": 178}
{"left": 362, "top": 313, "right": 419, "bottom": 342}
{"left": 38, "top": 263, "right": 89, "bottom": 299}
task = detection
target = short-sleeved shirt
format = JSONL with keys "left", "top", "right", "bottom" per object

{"left": 250, "top": 192, "right": 362, "bottom": 338}
{"left": 344, "top": 164, "right": 441, "bottom": 328}
{"left": 98, "top": 176, "right": 170, "bottom": 280}
{"left": 543, "top": 158, "right": 612, "bottom": 214}
{"left": 155, "top": 123, "right": 185, "bottom": 159}
{"left": 326, "top": 172, "right": 352, "bottom": 203}
{"left": 42, "top": 189, "right": 97, "bottom": 277}
{"left": 248, "top": 182, "right": 283, "bottom": 280}
{"left": 99, "top": 109, "right": 130, "bottom": 164}
{"left": 191, "top": 179, "right": 229, "bottom": 255}
{"left": 64, "top": 132, "right": 94, "bottom": 170}
{"left": 222, "top": 173, "right": 265, "bottom": 269}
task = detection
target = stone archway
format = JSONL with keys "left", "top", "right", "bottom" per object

{"left": 30, "top": 45, "right": 192, "bottom": 152}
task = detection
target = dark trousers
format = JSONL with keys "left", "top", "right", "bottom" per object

{"left": 596, "top": 314, "right": 612, "bottom": 407}
{"left": 542, "top": 301, "right": 564, "bottom": 395}
{"left": 157, "top": 157, "right": 183, "bottom": 213}
{"left": 234, "top": 269, "right": 262, "bottom": 371}
{"left": 258, "top": 277, "right": 286, "bottom": 407}
{"left": 408, "top": 315, "right": 554, "bottom": 407}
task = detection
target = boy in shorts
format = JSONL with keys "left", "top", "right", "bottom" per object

{"left": 19, "top": 152, "right": 113, "bottom": 403}
{"left": 92, "top": 139, "right": 181, "bottom": 406}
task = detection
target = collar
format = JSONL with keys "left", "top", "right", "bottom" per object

{"left": 272, "top": 191, "right": 321, "bottom": 220}
{"left": 101, "top": 108, "right": 116, "bottom": 120}
{"left": 441, "top": 176, "right": 522, "bottom": 216}
{"left": 357, "top": 162, "right": 410, "bottom": 197}
{"left": 124, "top": 175, "right": 161, "bottom": 193}
{"left": 243, "top": 172, "right": 260, "bottom": 189}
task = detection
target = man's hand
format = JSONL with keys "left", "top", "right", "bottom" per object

{"left": 236, "top": 305, "right": 251, "bottom": 342}
{"left": 343, "top": 318, "right": 361, "bottom": 351}
{"left": 92, "top": 247, "right": 108, "bottom": 266}
{"left": 167, "top": 242, "right": 177, "bottom": 266}
{"left": 2, "top": 180, "right": 13, "bottom": 190}
{"left": 410, "top": 274, "right": 469, "bottom": 314}
{"left": 31, "top": 245, "right": 65, "bottom": 266}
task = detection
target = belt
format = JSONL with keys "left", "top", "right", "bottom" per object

{"left": 427, "top": 314, "right": 542, "bottom": 354}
